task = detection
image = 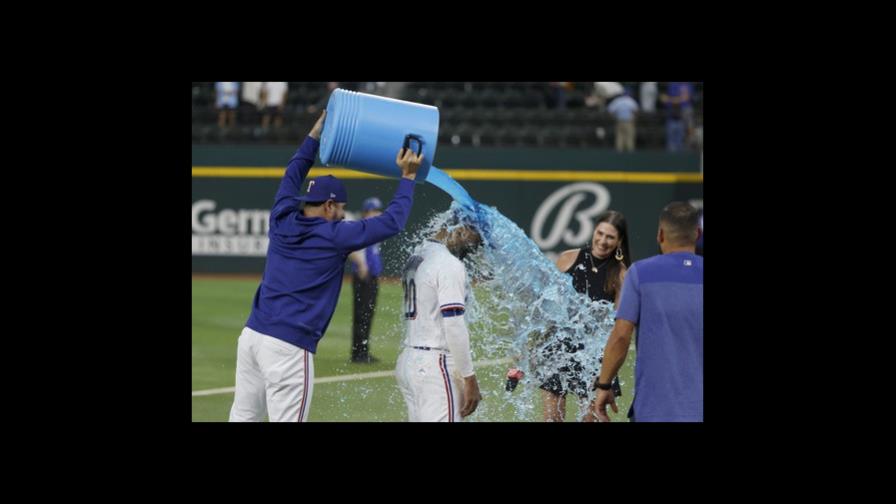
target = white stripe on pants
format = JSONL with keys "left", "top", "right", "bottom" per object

{"left": 229, "top": 326, "right": 314, "bottom": 422}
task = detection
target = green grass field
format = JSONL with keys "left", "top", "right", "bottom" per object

{"left": 192, "top": 277, "right": 635, "bottom": 422}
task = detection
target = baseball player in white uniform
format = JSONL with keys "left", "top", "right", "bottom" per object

{"left": 396, "top": 221, "right": 483, "bottom": 422}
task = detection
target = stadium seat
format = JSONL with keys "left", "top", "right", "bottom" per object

{"left": 457, "top": 108, "right": 481, "bottom": 127}
{"left": 537, "top": 127, "right": 564, "bottom": 147}
{"left": 477, "top": 89, "right": 500, "bottom": 108}
{"left": 514, "top": 126, "right": 540, "bottom": 147}
{"left": 473, "top": 125, "right": 499, "bottom": 147}
{"left": 501, "top": 89, "right": 525, "bottom": 108}
{"left": 494, "top": 127, "right": 516, "bottom": 147}
{"left": 439, "top": 108, "right": 458, "bottom": 124}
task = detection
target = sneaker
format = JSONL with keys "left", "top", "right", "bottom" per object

{"left": 351, "top": 354, "right": 380, "bottom": 364}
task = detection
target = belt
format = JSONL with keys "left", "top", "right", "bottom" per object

{"left": 410, "top": 345, "right": 449, "bottom": 352}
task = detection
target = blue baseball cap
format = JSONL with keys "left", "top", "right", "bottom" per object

{"left": 362, "top": 197, "right": 383, "bottom": 212}
{"left": 297, "top": 175, "right": 348, "bottom": 203}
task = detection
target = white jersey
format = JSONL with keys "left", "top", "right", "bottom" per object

{"left": 397, "top": 240, "right": 474, "bottom": 421}
{"left": 401, "top": 240, "right": 469, "bottom": 349}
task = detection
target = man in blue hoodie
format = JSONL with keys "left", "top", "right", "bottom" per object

{"left": 229, "top": 111, "right": 423, "bottom": 422}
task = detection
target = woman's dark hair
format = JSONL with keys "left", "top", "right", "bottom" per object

{"left": 592, "top": 210, "right": 631, "bottom": 297}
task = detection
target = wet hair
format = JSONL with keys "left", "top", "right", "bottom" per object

{"left": 440, "top": 212, "right": 482, "bottom": 259}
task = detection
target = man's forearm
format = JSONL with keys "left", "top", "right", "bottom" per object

{"left": 274, "top": 138, "right": 319, "bottom": 203}
{"left": 444, "top": 317, "right": 475, "bottom": 377}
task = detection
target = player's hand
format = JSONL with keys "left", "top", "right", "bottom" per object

{"left": 396, "top": 147, "right": 423, "bottom": 180}
{"left": 595, "top": 388, "right": 617, "bottom": 422}
{"left": 505, "top": 368, "right": 524, "bottom": 392}
{"left": 460, "top": 375, "right": 482, "bottom": 417}
{"left": 309, "top": 110, "right": 326, "bottom": 140}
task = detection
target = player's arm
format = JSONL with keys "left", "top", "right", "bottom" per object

{"left": 333, "top": 149, "right": 421, "bottom": 253}
{"left": 601, "top": 264, "right": 639, "bottom": 384}
{"left": 438, "top": 262, "right": 481, "bottom": 417}
{"left": 271, "top": 111, "right": 326, "bottom": 219}
{"left": 593, "top": 318, "right": 635, "bottom": 422}
{"left": 554, "top": 249, "right": 579, "bottom": 272}
{"left": 348, "top": 249, "right": 368, "bottom": 280}
{"left": 597, "top": 319, "right": 634, "bottom": 389}
{"left": 595, "top": 264, "right": 640, "bottom": 421}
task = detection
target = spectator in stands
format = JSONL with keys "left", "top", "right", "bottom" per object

{"left": 639, "top": 82, "right": 658, "bottom": 113}
{"left": 215, "top": 82, "right": 240, "bottom": 129}
{"left": 586, "top": 82, "right": 624, "bottom": 110}
{"left": 362, "top": 82, "right": 385, "bottom": 94}
{"left": 307, "top": 82, "right": 360, "bottom": 114}
{"left": 549, "top": 82, "right": 573, "bottom": 109}
{"left": 363, "top": 81, "right": 407, "bottom": 99}
{"left": 241, "top": 82, "right": 263, "bottom": 126}
{"left": 660, "top": 82, "right": 694, "bottom": 152}
{"left": 607, "top": 89, "right": 640, "bottom": 152}
{"left": 260, "top": 82, "right": 289, "bottom": 130}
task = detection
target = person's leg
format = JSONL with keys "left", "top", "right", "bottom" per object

{"left": 261, "top": 109, "right": 271, "bottom": 129}
{"left": 674, "top": 120, "right": 685, "bottom": 151}
{"left": 229, "top": 328, "right": 267, "bottom": 422}
{"left": 581, "top": 395, "right": 601, "bottom": 422}
{"left": 417, "top": 353, "right": 461, "bottom": 422}
{"left": 683, "top": 107, "right": 695, "bottom": 148}
{"left": 666, "top": 120, "right": 676, "bottom": 151}
{"left": 668, "top": 120, "right": 684, "bottom": 151}
{"left": 359, "top": 277, "right": 378, "bottom": 355}
{"left": 353, "top": 277, "right": 379, "bottom": 362}
{"left": 351, "top": 275, "right": 364, "bottom": 360}
{"left": 615, "top": 121, "right": 624, "bottom": 152}
{"left": 217, "top": 108, "right": 226, "bottom": 129}
{"left": 625, "top": 121, "right": 635, "bottom": 151}
{"left": 542, "top": 389, "right": 566, "bottom": 422}
{"left": 260, "top": 335, "right": 314, "bottom": 422}
{"left": 395, "top": 349, "right": 418, "bottom": 421}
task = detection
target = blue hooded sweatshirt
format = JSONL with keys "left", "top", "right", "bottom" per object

{"left": 246, "top": 136, "right": 415, "bottom": 353}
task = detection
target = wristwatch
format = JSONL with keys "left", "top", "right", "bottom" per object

{"left": 594, "top": 381, "right": 613, "bottom": 391}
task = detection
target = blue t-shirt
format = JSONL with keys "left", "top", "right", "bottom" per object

{"left": 616, "top": 252, "right": 703, "bottom": 422}
{"left": 665, "top": 82, "right": 693, "bottom": 109}
{"left": 350, "top": 243, "right": 383, "bottom": 278}
{"left": 608, "top": 95, "right": 639, "bottom": 121}
{"left": 215, "top": 82, "right": 239, "bottom": 108}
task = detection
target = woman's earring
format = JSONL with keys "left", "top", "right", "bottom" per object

{"left": 615, "top": 247, "right": 624, "bottom": 261}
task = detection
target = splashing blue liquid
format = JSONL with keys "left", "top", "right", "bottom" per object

{"left": 414, "top": 171, "right": 618, "bottom": 422}
{"left": 425, "top": 166, "right": 476, "bottom": 210}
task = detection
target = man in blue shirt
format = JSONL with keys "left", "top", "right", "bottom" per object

{"left": 607, "top": 89, "right": 640, "bottom": 152}
{"left": 229, "top": 111, "right": 424, "bottom": 422}
{"left": 348, "top": 197, "right": 385, "bottom": 363}
{"left": 594, "top": 202, "right": 703, "bottom": 422}
{"left": 660, "top": 82, "right": 694, "bottom": 151}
